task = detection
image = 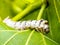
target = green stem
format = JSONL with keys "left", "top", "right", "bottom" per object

{"left": 12, "top": 0, "right": 45, "bottom": 21}
{"left": 37, "top": 4, "right": 46, "bottom": 20}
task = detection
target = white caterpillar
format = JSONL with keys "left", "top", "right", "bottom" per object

{"left": 3, "top": 17, "right": 49, "bottom": 33}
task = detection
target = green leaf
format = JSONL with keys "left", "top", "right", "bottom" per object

{"left": 0, "top": 30, "right": 59, "bottom": 45}
{"left": 46, "top": 0, "right": 60, "bottom": 44}
{"left": 12, "top": 0, "right": 27, "bottom": 9}
{"left": 0, "top": 0, "right": 12, "bottom": 19}
{"left": 0, "top": 0, "right": 60, "bottom": 45}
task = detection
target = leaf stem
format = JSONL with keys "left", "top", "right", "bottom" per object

{"left": 37, "top": 4, "right": 46, "bottom": 20}
{"left": 12, "top": 1, "right": 45, "bottom": 21}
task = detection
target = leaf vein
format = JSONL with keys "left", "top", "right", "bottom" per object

{"left": 53, "top": 0, "right": 60, "bottom": 22}
{"left": 44, "top": 35, "right": 60, "bottom": 45}
{"left": 40, "top": 33, "right": 47, "bottom": 45}
{"left": 3, "top": 30, "right": 29, "bottom": 45}
{"left": 25, "top": 30, "right": 35, "bottom": 45}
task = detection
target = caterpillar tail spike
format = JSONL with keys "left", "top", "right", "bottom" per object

{"left": 3, "top": 17, "right": 49, "bottom": 33}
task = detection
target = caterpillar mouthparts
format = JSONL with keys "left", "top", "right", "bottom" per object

{"left": 3, "top": 17, "right": 49, "bottom": 33}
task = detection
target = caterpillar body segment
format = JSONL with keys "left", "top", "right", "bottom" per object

{"left": 3, "top": 17, "right": 49, "bottom": 33}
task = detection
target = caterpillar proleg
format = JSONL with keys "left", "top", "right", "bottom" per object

{"left": 3, "top": 17, "right": 49, "bottom": 33}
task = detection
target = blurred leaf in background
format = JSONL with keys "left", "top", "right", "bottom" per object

{"left": 0, "top": 0, "right": 12, "bottom": 19}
